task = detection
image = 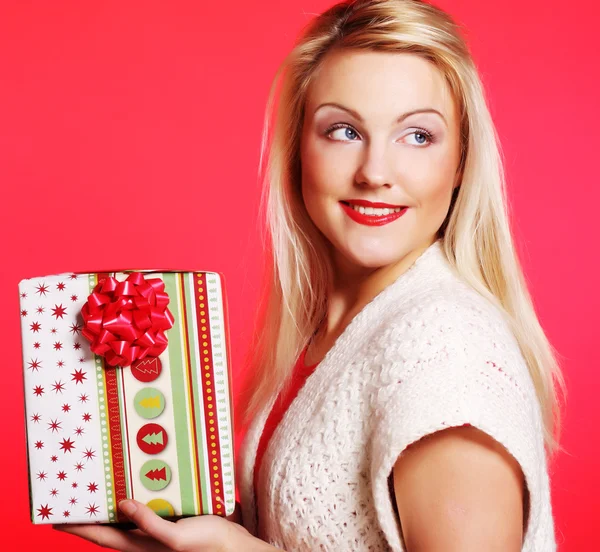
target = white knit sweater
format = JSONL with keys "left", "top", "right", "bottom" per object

{"left": 237, "top": 240, "right": 556, "bottom": 551}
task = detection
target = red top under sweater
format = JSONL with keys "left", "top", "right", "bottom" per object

{"left": 253, "top": 346, "right": 319, "bottom": 499}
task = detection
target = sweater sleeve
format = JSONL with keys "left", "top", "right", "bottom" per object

{"left": 368, "top": 298, "right": 554, "bottom": 551}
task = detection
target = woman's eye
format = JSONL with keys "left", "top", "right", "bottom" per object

{"left": 325, "top": 125, "right": 434, "bottom": 146}
{"left": 327, "top": 125, "right": 360, "bottom": 141}
{"left": 405, "top": 131, "right": 433, "bottom": 146}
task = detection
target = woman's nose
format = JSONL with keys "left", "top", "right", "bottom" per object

{"left": 354, "top": 142, "right": 394, "bottom": 189}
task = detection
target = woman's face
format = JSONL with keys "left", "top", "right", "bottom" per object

{"left": 300, "top": 49, "right": 462, "bottom": 275}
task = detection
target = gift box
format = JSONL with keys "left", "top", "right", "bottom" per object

{"left": 18, "top": 270, "right": 236, "bottom": 524}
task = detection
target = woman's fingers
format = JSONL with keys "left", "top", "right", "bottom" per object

{"left": 54, "top": 501, "right": 243, "bottom": 551}
{"left": 53, "top": 522, "right": 169, "bottom": 552}
{"left": 118, "top": 499, "right": 184, "bottom": 550}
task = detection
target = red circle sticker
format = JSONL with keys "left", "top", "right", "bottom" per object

{"left": 131, "top": 357, "right": 162, "bottom": 382}
{"left": 136, "top": 423, "right": 168, "bottom": 454}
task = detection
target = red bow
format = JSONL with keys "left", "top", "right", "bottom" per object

{"left": 81, "top": 272, "right": 174, "bottom": 367}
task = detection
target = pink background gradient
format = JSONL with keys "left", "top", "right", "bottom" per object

{"left": 1, "top": 1, "right": 597, "bottom": 548}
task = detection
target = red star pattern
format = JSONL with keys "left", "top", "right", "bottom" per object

{"left": 20, "top": 292, "right": 27, "bottom": 299}
{"left": 47, "top": 418, "right": 62, "bottom": 433}
{"left": 87, "top": 482, "right": 98, "bottom": 493}
{"left": 69, "top": 274, "right": 78, "bottom": 280}
{"left": 37, "top": 504, "right": 53, "bottom": 520}
{"left": 71, "top": 368, "right": 87, "bottom": 384}
{"left": 85, "top": 503, "right": 99, "bottom": 517}
{"left": 59, "top": 437, "right": 76, "bottom": 454}
{"left": 51, "top": 304, "right": 67, "bottom": 319}
{"left": 28, "top": 358, "right": 42, "bottom": 372}
{"left": 35, "top": 283, "right": 49, "bottom": 296}
{"left": 22, "top": 275, "right": 124, "bottom": 522}
{"left": 82, "top": 447, "right": 96, "bottom": 461}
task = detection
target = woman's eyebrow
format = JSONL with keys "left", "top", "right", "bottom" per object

{"left": 313, "top": 102, "right": 447, "bottom": 127}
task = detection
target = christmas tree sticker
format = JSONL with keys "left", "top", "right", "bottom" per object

{"left": 131, "top": 357, "right": 162, "bottom": 383}
{"left": 136, "top": 423, "right": 168, "bottom": 454}
{"left": 140, "top": 460, "right": 171, "bottom": 491}
{"left": 133, "top": 388, "right": 165, "bottom": 419}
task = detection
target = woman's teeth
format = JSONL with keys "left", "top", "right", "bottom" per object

{"left": 348, "top": 204, "right": 405, "bottom": 216}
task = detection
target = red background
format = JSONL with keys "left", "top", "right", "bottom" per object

{"left": 1, "top": 0, "right": 597, "bottom": 548}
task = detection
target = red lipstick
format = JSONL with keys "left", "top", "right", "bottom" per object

{"left": 340, "top": 200, "right": 408, "bottom": 227}
{"left": 344, "top": 199, "right": 407, "bottom": 208}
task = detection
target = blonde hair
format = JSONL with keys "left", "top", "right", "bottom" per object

{"left": 238, "top": 0, "right": 567, "bottom": 457}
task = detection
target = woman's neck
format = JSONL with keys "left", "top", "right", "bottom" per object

{"left": 324, "top": 238, "right": 438, "bottom": 336}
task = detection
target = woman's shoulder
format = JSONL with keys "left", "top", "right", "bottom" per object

{"left": 367, "top": 279, "right": 552, "bottom": 552}
{"left": 377, "top": 270, "right": 519, "bottom": 356}
{"left": 368, "top": 272, "right": 540, "bottom": 419}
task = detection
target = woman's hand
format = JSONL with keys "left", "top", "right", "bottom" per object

{"left": 52, "top": 499, "right": 275, "bottom": 552}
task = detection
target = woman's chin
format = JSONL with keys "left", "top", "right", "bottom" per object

{"left": 340, "top": 249, "right": 401, "bottom": 270}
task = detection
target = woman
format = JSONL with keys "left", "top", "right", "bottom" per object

{"left": 56, "top": 0, "right": 566, "bottom": 550}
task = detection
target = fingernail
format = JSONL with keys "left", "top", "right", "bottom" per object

{"left": 119, "top": 500, "right": 137, "bottom": 516}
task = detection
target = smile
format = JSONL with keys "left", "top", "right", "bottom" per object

{"left": 340, "top": 201, "right": 408, "bottom": 226}
{"left": 346, "top": 203, "right": 404, "bottom": 215}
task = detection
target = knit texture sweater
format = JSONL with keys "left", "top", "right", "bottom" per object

{"left": 237, "top": 239, "right": 556, "bottom": 551}
{"left": 253, "top": 347, "right": 319, "bottom": 499}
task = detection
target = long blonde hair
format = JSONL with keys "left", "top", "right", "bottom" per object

{"left": 238, "top": 0, "right": 567, "bottom": 457}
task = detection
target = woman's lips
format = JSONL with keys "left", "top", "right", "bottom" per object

{"left": 340, "top": 201, "right": 408, "bottom": 226}
{"left": 342, "top": 199, "right": 408, "bottom": 208}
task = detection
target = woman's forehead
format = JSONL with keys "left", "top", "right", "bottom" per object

{"left": 304, "top": 49, "right": 456, "bottom": 125}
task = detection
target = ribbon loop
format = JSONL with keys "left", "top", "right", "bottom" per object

{"left": 81, "top": 272, "right": 174, "bottom": 367}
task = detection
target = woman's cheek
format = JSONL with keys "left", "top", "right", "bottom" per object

{"left": 307, "top": 154, "right": 349, "bottom": 197}
{"left": 301, "top": 173, "right": 328, "bottom": 229}
{"left": 303, "top": 142, "right": 332, "bottom": 188}
{"left": 424, "top": 181, "right": 456, "bottom": 227}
